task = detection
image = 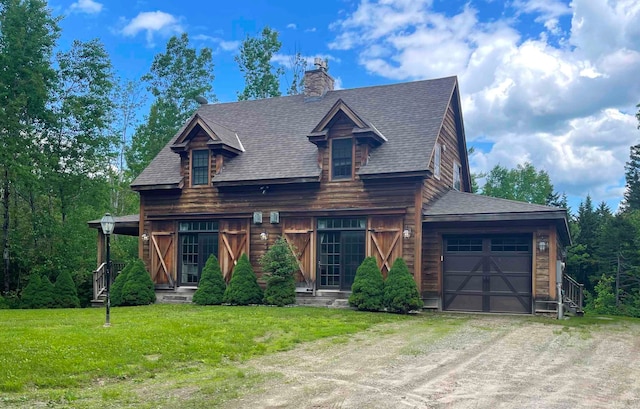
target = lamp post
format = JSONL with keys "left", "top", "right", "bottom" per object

{"left": 100, "top": 213, "right": 115, "bottom": 327}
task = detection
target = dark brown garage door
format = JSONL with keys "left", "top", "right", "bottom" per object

{"left": 443, "top": 235, "right": 532, "bottom": 313}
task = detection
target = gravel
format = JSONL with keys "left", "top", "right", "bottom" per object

{"left": 224, "top": 314, "right": 640, "bottom": 409}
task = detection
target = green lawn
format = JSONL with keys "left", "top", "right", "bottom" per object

{"left": 0, "top": 304, "right": 408, "bottom": 408}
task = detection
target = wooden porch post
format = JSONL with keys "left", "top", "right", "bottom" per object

{"left": 97, "top": 230, "right": 105, "bottom": 267}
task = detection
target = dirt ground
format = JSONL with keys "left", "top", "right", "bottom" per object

{"left": 224, "top": 314, "right": 640, "bottom": 409}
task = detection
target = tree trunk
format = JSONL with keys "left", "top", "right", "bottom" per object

{"left": 2, "top": 168, "right": 10, "bottom": 294}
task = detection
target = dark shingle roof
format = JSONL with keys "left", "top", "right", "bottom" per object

{"left": 424, "top": 190, "right": 564, "bottom": 217}
{"left": 132, "top": 76, "right": 457, "bottom": 188}
{"left": 424, "top": 190, "right": 571, "bottom": 244}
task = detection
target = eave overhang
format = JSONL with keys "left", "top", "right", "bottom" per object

{"left": 423, "top": 210, "right": 572, "bottom": 245}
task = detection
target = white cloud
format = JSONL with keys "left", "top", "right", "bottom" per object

{"left": 69, "top": 0, "right": 103, "bottom": 14}
{"left": 120, "top": 11, "right": 183, "bottom": 46}
{"left": 305, "top": 27, "right": 317, "bottom": 33}
{"left": 192, "top": 34, "right": 239, "bottom": 52}
{"left": 329, "top": 0, "right": 640, "bottom": 206}
{"left": 271, "top": 53, "right": 340, "bottom": 69}
{"left": 287, "top": 23, "right": 297, "bottom": 30}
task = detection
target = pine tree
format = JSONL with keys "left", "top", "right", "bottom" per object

{"left": 622, "top": 144, "right": 640, "bottom": 212}
{"left": 348, "top": 257, "right": 384, "bottom": 311}
{"left": 223, "top": 253, "right": 263, "bottom": 305}
{"left": 54, "top": 270, "right": 80, "bottom": 308}
{"left": 192, "top": 255, "right": 226, "bottom": 305}
{"left": 261, "top": 237, "right": 298, "bottom": 306}
{"left": 383, "top": 258, "right": 423, "bottom": 314}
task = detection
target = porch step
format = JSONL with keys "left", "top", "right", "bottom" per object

{"left": 155, "top": 288, "right": 196, "bottom": 304}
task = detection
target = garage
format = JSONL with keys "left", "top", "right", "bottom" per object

{"left": 443, "top": 235, "right": 532, "bottom": 313}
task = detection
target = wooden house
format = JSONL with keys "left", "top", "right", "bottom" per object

{"left": 91, "top": 61, "right": 579, "bottom": 314}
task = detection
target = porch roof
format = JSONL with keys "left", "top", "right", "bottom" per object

{"left": 87, "top": 214, "right": 139, "bottom": 236}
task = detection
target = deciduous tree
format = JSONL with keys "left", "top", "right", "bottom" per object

{"left": 236, "top": 26, "right": 284, "bottom": 100}
{"left": 481, "top": 162, "right": 555, "bottom": 205}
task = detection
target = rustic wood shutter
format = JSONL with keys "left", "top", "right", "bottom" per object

{"left": 219, "top": 219, "right": 249, "bottom": 282}
{"left": 282, "top": 217, "right": 315, "bottom": 286}
{"left": 150, "top": 232, "right": 175, "bottom": 287}
{"left": 368, "top": 216, "right": 403, "bottom": 276}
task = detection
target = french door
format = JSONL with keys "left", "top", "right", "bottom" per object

{"left": 317, "top": 218, "right": 366, "bottom": 290}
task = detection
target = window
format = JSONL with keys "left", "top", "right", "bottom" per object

{"left": 191, "top": 150, "right": 209, "bottom": 186}
{"left": 317, "top": 217, "right": 366, "bottom": 290}
{"left": 453, "top": 161, "right": 462, "bottom": 191}
{"left": 331, "top": 138, "right": 352, "bottom": 180}
{"left": 434, "top": 143, "right": 441, "bottom": 179}
{"left": 179, "top": 221, "right": 218, "bottom": 285}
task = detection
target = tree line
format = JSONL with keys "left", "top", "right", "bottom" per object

{"left": 0, "top": 0, "right": 302, "bottom": 305}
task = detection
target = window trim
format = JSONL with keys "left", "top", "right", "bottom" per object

{"left": 433, "top": 142, "right": 441, "bottom": 179}
{"left": 330, "top": 138, "right": 354, "bottom": 181}
{"left": 453, "top": 160, "right": 462, "bottom": 191}
{"left": 191, "top": 149, "right": 210, "bottom": 187}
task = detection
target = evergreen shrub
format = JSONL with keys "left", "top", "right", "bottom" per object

{"left": 55, "top": 270, "right": 80, "bottom": 308}
{"left": 21, "top": 275, "right": 55, "bottom": 309}
{"left": 585, "top": 274, "right": 619, "bottom": 315}
{"left": 0, "top": 295, "right": 8, "bottom": 309}
{"left": 223, "top": 253, "right": 263, "bottom": 305}
{"left": 383, "top": 258, "right": 423, "bottom": 314}
{"left": 261, "top": 237, "right": 298, "bottom": 306}
{"left": 110, "top": 263, "right": 132, "bottom": 307}
{"left": 120, "top": 259, "right": 156, "bottom": 306}
{"left": 348, "top": 257, "right": 384, "bottom": 311}
{"left": 192, "top": 255, "right": 226, "bottom": 305}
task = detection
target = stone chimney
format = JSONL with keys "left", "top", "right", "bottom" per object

{"left": 304, "top": 58, "right": 335, "bottom": 98}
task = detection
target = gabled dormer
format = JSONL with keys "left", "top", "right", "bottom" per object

{"left": 170, "top": 114, "right": 244, "bottom": 187}
{"left": 307, "top": 99, "right": 386, "bottom": 181}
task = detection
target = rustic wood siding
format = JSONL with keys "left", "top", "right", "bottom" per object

{"left": 423, "top": 101, "right": 465, "bottom": 206}
{"left": 142, "top": 108, "right": 421, "bottom": 283}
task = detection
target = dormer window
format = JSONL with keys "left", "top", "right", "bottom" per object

{"left": 192, "top": 150, "right": 210, "bottom": 186}
{"left": 331, "top": 138, "right": 353, "bottom": 180}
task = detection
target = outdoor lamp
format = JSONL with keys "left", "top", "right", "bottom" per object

{"left": 100, "top": 213, "right": 115, "bottom": 327}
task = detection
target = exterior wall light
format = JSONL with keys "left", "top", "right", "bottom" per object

{"left": 141, "top": 232, "right": 149, "bottom": 242}
{"left": 260, "top": 231, "right": 268, "bottom": 241}
{"left": 403, "top": 227, "right": 412, "bottom": 239}
{"left": 538, "top": 238, "right": 548, "bottom": 252}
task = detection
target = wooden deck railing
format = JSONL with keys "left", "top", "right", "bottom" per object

{"left": 92, "top": 261, "right": 126, "bottom": 301}
{"left": 563, "top": 273, "right": 584, "bottom": 313}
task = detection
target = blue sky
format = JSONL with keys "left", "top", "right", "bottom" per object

{"left": 55, "top": 0, "right": 640, "bottom": 212}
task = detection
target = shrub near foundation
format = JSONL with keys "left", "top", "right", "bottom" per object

{"left": 110, "top": 263, "right": 132, "bottom": 307}
{"left": 120, "top": 259, "right": 156, "bottom": 306}
{"left": 21, "top": 275, "right": 56, "bottom": 309}
{"left": 223, "top": 253, "right": 263, "bottom": 305}
{"left": 348, "top": 257, "right": 384, "bottom": 311}
{"left": 193, "top": 255, "right": 226, "bottom": 305}
{"left": 261, "top": 237, "right": 298, "bottom": 306}
{"left": 383, "top": 258, "right": 423, "bottom": 314}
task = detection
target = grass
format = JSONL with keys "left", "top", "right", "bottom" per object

{"left": 0, "top": 304, "right": 408, "bottom": 408}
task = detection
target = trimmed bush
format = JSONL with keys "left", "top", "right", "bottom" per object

{"left": 110, "top": 263, "right": 132, "bottom": 307}
{"left": 383, "top": 258, "right": 423, "bottom": 314}
{"left": 348, "top": 257, "right": 384, "bottom": 311}
{"left": 21, "top": 275, "right": 55, "bottom": 309}
{"left": 54, "top": 270, "right": 80, "bottom": 308}
{"left": 264, "top": 276, "right": 296, "bottom": 307}
{"left": 193, "top": 255, "right": 226, "bottom": 305}
{"left": 0, "top": 295, "right": 8, "bottom": 309}
{"left": 121, "top": 259, "right": 156, "bottom": 306}
{"left": 261, "top": 237, "right": 298, "bottom": 306}
{"left": 223, "top": 253, "right": 263, "bottom": 305}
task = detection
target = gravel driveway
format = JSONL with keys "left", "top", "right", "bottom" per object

{"left": 225, "top": 314, "right": 640, "bottom": 409}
